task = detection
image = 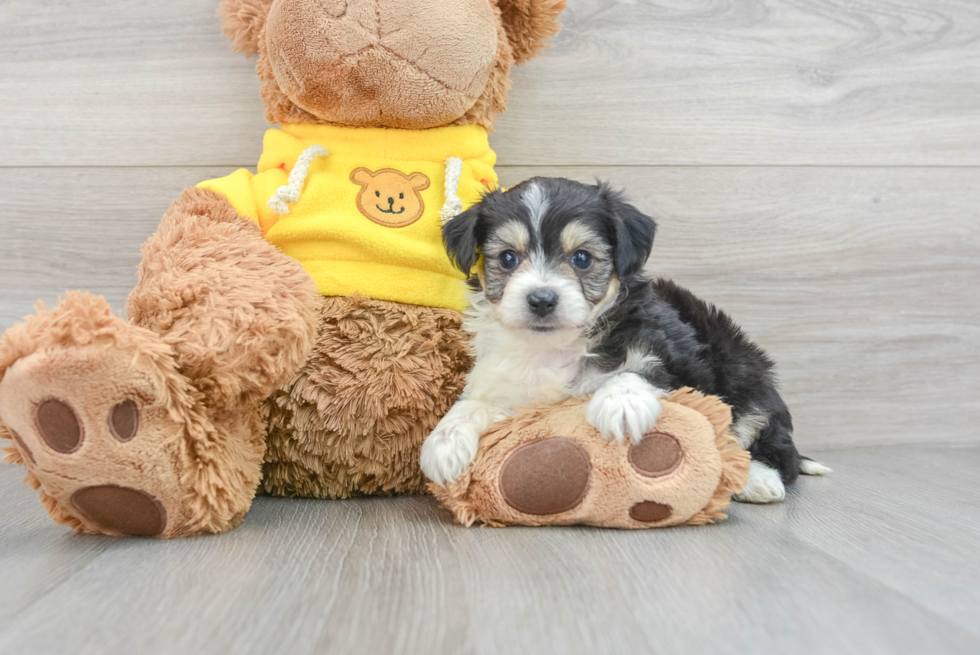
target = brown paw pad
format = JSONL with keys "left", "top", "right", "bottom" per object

{"left": 499, "top": 437, "right": 591, "bottom": 515}
{"left": 35, "top": 398, "right": 84, "bottom": 453}
{"left": 71, "top": 485, "right": 167, "bottom": 537}
{"left": 630, "top": 501, "right": 672, "bottom": 523}
{"left": 628, "top": 432, "right": 682, "bottom": 477}
{"left": 109, "top": 400, "right": 140, "bottom": 442}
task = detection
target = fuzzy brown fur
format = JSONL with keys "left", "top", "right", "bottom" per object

{"left": 263, "top": 296, "right": 472, "bottom": 498}
{"left": 430, "top": 389, "right": 751, "bottom": 529}
{"left": 127, "top": 187, "right": 319, "bottom": 410}
{"left": 0, "top": 293, "right": 266, "bottom": 537}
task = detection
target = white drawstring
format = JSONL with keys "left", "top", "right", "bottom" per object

{"left": 268, "top": 145, "right": 330, "bottom": 215}
{"left": 439, "top": 157, "right": 464, "bottom": 223}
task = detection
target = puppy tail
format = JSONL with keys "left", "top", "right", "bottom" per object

{"left": 799, "top": 455, "right": 832, "bottom": 476}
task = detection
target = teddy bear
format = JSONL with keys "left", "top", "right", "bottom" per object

{"left": 0, "top": 0, "right": 567, "bottom": 538}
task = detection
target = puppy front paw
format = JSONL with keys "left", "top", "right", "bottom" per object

{"left": 586, "top": 374, "right": 664, "bottom": 444}
{"left": 420, "top": 420, "right": 483, "bottom": 487}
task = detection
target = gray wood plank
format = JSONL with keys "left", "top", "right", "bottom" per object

{"left": 500, "top": 166, "right": 980, "bottom": 450}
{"left": 0, "top": 166, "right": 233, "bottom": 329}
{"left": 767, "top": 444, "right": 980, "bottom": 638}
{"left": 2, "top": 165, "right": 976, "bottom": 449}
{"left": 0, "top": 446, "right": 978, "bottom": 655}
{"left": 1, "top": 0, "right": 978, "bottom": 167}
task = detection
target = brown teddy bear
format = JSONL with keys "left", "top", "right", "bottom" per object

{"left": 0, "top": 0, "right": 566, "bottom": 538}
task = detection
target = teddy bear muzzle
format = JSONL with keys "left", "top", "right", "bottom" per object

{"left": 265, "top": 0, "right": 499, "bottom": 128}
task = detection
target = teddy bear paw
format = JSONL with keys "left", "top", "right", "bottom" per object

{"left": 0, "top": 342, "right": 191, "bottom": 537}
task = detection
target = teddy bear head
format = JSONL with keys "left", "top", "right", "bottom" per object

{"left": 218, "top": 0, "right": 566, "bottom": 130}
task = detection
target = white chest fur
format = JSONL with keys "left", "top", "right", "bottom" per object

{"left": 461, "top": 305, "right": 587, "bottom": 411}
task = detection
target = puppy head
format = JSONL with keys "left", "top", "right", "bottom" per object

{"left": 444, "top": 177, "right": 657, "bottom": 338}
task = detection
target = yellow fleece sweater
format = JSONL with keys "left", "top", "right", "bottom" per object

{"left": 198, "top": 124, "right": 497, "bottom": 312}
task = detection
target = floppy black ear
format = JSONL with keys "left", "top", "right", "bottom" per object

{"left": 606, "top": 188, "right": 657, "bottom": 279}
{"left": 442, "top": 205, "right": 483, "bottom": 274}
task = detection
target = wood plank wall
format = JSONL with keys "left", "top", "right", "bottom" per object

{"left": 1, "top": 0, "right": 978, "bottom": 449}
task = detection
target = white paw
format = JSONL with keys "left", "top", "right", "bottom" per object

{"left": 734, "top": 461, "right": 786, "bottom": 504}
{"left": 800, "top": 459, "right": 832, "bottom": 476}
{"left": 586, "top": 374, "right": 664, "bottom": 444}
{"left": 421, "top": 400, "right": 510, "bottom": 487}
{"left": 420, "top": 419, "right": 483, "bottom": 487}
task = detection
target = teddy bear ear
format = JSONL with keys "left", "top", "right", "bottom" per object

{"left": 218, "top": 0, "right": 274, "bottom": 57}
{"left": 495, "top": 0, "right": 567, "bottom": 65}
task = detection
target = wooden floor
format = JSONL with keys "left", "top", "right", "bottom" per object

{"left": 1, "top": 1, "right": 979, "bottom": 653}
{"left": 2, "top": 445, "right": 980, "bottom": 655}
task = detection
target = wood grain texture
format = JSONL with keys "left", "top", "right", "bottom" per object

{"left": 2, "top": 0, "right": 978, "bottom": 652}
{"left": 1, "top": 445, "right": 979, "bottom": 655}
{"left": 1, "top": 0, "right": 979, "bottom": 166}
{"left": 2, "top": 165, "right": 977, "bottom": 450}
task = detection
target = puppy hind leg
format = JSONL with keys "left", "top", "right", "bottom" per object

{"left": 748, "top": 419, "right": 801, "bottom": 485}
{"left": 733, "top": 419, "right": 798, "bottom": 504}
{"left": 733, "top": 461, "right": 786, "bottom": 504}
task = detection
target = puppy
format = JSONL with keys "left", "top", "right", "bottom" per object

{"left": 420, "top": 177, "right": 829, "bottom": 503}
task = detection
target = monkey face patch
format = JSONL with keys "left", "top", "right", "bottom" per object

{"left": 350, "top": 167, "right": 431, "bottom": 227}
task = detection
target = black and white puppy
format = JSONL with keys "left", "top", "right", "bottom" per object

{"left": 420, "top": 177, "right": 829, "bottom": 503}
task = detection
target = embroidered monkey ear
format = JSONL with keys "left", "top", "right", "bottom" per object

{"left": 495, "top": 0, "right": 567, "bottom": 65}
{"left": 218, "top": 0, "right": 274, "bottom": 57}
{"left": 408, "top": 173, "right": 431, "bottom": 191}
{"left": 350, "top": 168, "right": 375, "bottom": 186}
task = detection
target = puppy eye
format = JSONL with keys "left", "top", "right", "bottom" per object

{"left": 571, "top": 250, "right": 593, "bottom": 269}
{"left": 499, "top": 250, "right": 520, "bottom": 271}
{"left": 375, "top": 191, "right": 380, "bottom": 197}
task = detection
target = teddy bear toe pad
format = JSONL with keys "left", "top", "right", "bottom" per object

{"left": 34, "top": 398, "right": 84, "bottom": 453}
{"left": 0, "top": 345, "right": 186, "bottom": 537}
{"left": 628, "top": 432, "right": 683, "bottom": 477}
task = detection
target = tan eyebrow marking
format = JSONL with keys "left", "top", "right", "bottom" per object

{"left": 490, "top": 220, "right": 531, "bottom": 253}
{"left": 561, "top": 221, "right": 599, "bottom": 253}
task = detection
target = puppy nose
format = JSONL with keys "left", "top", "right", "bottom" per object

{"left": 527, "top": 290, "right": 558, "bottom": 317}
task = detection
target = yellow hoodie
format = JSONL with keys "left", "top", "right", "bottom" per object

{"left": 198, "top": 124, "right": 497, "bottom": 312}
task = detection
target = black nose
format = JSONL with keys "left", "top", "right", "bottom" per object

{"left": 527, "top": 290, "right": 558, "bottom": 317}
{"left": 387, "top": 197, "right": 395, "bottom": 205}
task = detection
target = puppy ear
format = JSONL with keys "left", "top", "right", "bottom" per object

{"left": 218, "top": 0, "right": 273, "bottom": 57}
{"left": 442, "top": 203, "right": 484, "bottom": 274}
{"left": 495, "top": 0, "right": 567, "bottom": 65}
{"left": 603, "top": 184, "right": 657, "bottom": 279}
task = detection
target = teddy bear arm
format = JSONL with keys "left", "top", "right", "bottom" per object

{"left": 126, "top": 186, "right": 320, "bottom": 410}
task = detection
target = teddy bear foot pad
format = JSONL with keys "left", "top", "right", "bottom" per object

{"left": 432, "top": 389, "right": 750, "bottom": 529}
{"left": 0, "top": 331, "right": 191, "bottom": 537}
